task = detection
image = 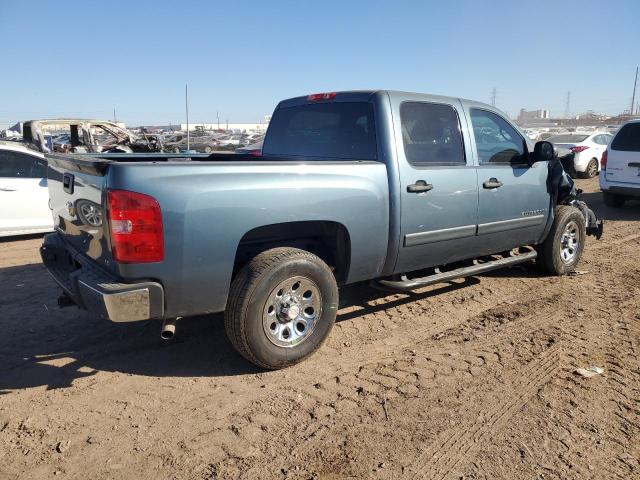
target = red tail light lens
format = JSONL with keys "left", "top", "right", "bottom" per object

{"left": 307, "top": 92, "right": 337, "bottom": 101}
{"left": 249, "top": 149, "right": 262, "bottom": 156}
{"left": 107, "top": 190, "right": 164, "bottom": 263}
{"left": 601, "top": 150, "right": 608, "bottom": 170}
{"left": 570, "top": 145, "right": 589, "bottom": 153}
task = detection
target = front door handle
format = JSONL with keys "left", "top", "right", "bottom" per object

{"left": 407, "top": 180, "right": 434, "bottom": 193}
{"left": 483, "top": 177, "right": 503, "bottom": 189}
{"left": 0, "top": 186, "right": 17, "bottom": 192}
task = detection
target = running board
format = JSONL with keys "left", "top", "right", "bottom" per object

{"left": 375, "top": 250, "right": 537, "bottom": 292}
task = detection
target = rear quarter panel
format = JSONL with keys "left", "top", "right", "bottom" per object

{"left": 107, "top": 161, "right": 389, "bottom": 317}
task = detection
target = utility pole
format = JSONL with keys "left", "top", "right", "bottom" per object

{"left": 185, "top": 84, "right": 190, "bottom": 151}
{"left": 631, "top": 66, "right": 638, "bottom": 117}
{"left": 564, "top": 91, "right": 571, "bottom": 119}
{"left": 217, "top": 111, "right": 220, "bottom": 130}
{"left": 113, "top": 108, "right": 117, "bottom": 124}
{"left": 490, "top": 88, "right": 496, "bottom": 107}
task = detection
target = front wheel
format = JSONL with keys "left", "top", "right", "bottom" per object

{"left": 224, "top": 247, "right": 338, "bottom": 369}
{"left": 536, "top": 206, "right": 586, "bottom": 275}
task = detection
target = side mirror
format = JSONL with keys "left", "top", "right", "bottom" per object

{"left": 533, "top": 141, "right": 555, "bottom": 163}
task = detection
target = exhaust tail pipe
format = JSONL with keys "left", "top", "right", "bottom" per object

{"left": 161, "top": 318, "right": 177, "bottom": 340}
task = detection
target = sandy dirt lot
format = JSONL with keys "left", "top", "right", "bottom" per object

{"left": 0, "top": 177, "right": 638, "bottom": 480}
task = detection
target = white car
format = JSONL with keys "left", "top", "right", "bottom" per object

{"left": 0, "top": 141, "right": 54, "bottom": 236}
{"left": 548, "top": 132, "right": 613, "bottom": 178}
{"left": 599, "top": 119, "right": 640, "bottom": 207}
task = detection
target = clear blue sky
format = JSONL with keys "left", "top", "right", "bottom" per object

{"left": 1, "top": 0, "right": 639, "bottom": 127}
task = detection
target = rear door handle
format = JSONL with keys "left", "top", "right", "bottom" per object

{"left": 407, "top": 180, "right": 433, "bottom": 193}
{"left": 483, "top": 177, "right": 503, "bottom": 189}
{"left": 0, "top": 186, "right": 16, "bottom": 192}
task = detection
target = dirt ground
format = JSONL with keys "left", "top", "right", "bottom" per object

{"left": 0, "top": 177, "right": 639, "bottom": 480}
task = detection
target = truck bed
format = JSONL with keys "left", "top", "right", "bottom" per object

{"left": 45, "top": 152, "right": 391, "bottom": 318}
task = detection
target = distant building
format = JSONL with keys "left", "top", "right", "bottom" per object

{"left": 517, "top": 108, "right": 550, "bottom": 123}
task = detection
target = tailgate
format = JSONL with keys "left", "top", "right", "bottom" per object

{"left": 45, "top": 153, "right": 114, "bottom": 266}
{"left": 606, "top": 149, "right": 640, "bottom": 185}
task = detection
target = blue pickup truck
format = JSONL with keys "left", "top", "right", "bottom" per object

{"left": 41, "top": 90, "right": 602, "bottom": 368}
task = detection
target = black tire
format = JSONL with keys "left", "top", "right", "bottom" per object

{"left": 578, "top": 159, "right": 599, "bottom": 179}
{"left": 536, "top": 206, "right": 586, "bottom": 275}
{"left": 224, "top": 247, "right": 338, "bottom": 369}
{"left": 603, "top": 192, "right": 625, "bottom": 208}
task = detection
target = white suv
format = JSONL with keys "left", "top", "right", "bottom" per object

{"left": 0, "top": 141, "right": 54, "bottom": 236}
{"left": 600, "top": 120, "right": 640, "bottom": 207}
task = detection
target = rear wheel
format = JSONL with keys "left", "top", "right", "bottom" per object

{"left": 224, "top": 247, "right": 338, "bottom": 369}
{"left": 536, "top": 206, "right": 586, "bottom": 275}
{"left": 603, "top": 192, "right": 625, "bottom": 208}
{"left": 579, "top": 158, "right": 599, "bottom": 178}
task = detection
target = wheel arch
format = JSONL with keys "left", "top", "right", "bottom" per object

{"left": 232, "top": 220, "right": 352, "bottom": 284}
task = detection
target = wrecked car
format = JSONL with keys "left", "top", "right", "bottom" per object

{"left": 23, "top": 119, "right": 161, "bottom": 154}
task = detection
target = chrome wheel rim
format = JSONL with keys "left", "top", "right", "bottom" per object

{"left": 262, "top": 276, "right": 322, "bottom": 348}
{"left": 588, "top": 160, "right": 597, "bottom": 177}
{"left": 560, "top": 220, "right": 580, "bottom": 263}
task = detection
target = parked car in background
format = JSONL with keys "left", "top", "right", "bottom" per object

{"left": 537, "top": 132, "right": 556, "bottom": 141}
{"left": 235, "top": 139, "right": 263, "bottom": 155}
{"left": 218, "top": 134, "right": 250, "bottom": 147}
{"left": 548, "top": 132, "right": 612, "bottom": 178}
{"left": 599, "top": 119, "right": 640, "bottom": 207}
{"left": 0, "top": 141, "right": 53, "bottom": 236}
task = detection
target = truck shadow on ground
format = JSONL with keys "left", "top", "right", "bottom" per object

{"left": 0, "top": 260, "right": 540, "bottom": 393}
{"left": 580, "top": 190, "right": 640, "bottom": 222}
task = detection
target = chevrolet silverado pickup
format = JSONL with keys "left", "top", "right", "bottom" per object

{"left": 41, "top": 90, "right": 602, "bottom": 369}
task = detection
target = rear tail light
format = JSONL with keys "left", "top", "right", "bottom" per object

{"left": 307, "top": 92, "right": 337, "bottom": 101}
{"left": 107, "top": 190, "right": 164, "bottom": 263}
{"left": 249, "top": 149, "right": 262, "bottom": 156}
{"left": 601, "top": 150, "right": 608, "bottom": 170}
{"left": 570, "top": 146, "right": 589, "bottom": 153}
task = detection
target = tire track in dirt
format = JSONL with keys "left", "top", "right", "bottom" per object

{"left": 408, "top": 346, "right": 563, "bottom": 480}
{"left": 408, "top": 273, "right": 640, "bottom": 480}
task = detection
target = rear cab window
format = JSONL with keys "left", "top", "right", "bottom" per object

{"left": 611, "top": 123, "right": 640, "bottom": 151}
{"left": 262, "top": 102, "right": 377, "bottom": 160}
{"left": 0, "top": 150, "right": 46, "bottom": 178}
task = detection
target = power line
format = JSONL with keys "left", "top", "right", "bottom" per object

{"left": 631, "top": 66, "right": 638, "bottom": 116}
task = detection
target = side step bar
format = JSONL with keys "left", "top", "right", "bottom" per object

{"left": 375, "top": 249, "right": 537, "bottom": 292}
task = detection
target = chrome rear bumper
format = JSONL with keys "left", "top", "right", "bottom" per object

{"left": 40, "top": 233, "right": 164, "bottom": 322}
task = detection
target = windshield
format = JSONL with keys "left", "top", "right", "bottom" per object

{"left": 548, "top": 134, "right": 589, "bottom": 143}
{"left": 263, "top": 101, "right": 377, "bottom": 160}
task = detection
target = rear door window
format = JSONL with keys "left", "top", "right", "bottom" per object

{"left": 263, "top": 102, "right": 377, "bottom": 160}
{"left": 611, "top": 123, "right": 640, "bottom": 151}
{"left": 470, "top": 109, "right": 528, "bottom": 165}
{"left": 0, "top": 151, "right": 42, "bottom": 178}
{"left": 400, "top": 102, "right": 465, "bottom": 166}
